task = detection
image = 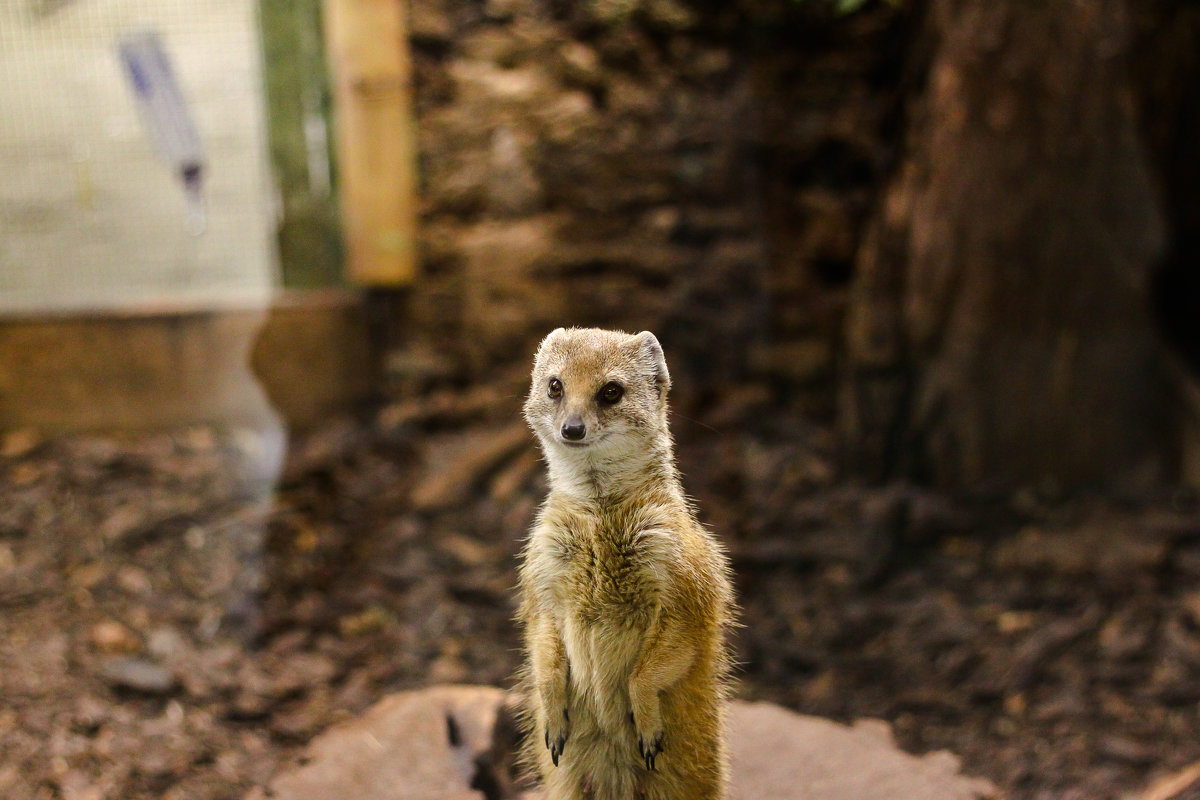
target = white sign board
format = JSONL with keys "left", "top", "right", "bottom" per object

{"left": 0, "top": 0, "right": 276, "bottom": 313}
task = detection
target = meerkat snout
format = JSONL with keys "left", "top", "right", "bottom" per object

{"left": 560, "top": 415, "right": 587, "bottom": 442}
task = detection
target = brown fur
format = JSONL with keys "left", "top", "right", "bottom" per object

{"left": 516, "top": 328, "right": 736, "bottom": 800}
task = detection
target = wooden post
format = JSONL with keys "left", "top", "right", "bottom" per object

{"left": 324, "top": 0, "right": 418, "bottom": 286}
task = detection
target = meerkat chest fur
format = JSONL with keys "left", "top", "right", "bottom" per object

{"left": 539, "top": 500, "right": 674, "bottom": 624}
{"left": 532, "top": 497, "right": 682, "bottom": 706}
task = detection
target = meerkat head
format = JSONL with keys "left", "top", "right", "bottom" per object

{"left": 524, "top": 328, "right": 671, "bottom": 460}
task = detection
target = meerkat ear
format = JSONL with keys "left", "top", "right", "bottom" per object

{"left": 636, "top": 331, "right": 671, "bottom": 396}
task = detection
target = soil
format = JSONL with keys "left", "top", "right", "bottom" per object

{"left": 2, "top": 380, "right": 1200, "bottom": 800}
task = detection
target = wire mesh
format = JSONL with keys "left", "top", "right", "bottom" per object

{"left": 0, "top": 0, "right": 276, "bottom": 314}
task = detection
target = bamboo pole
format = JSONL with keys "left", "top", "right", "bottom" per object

{"left": 323, "top": 0, "right": 418, "bottom": 286}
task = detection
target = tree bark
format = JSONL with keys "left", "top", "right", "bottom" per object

{"left": 840, "top": 0, "right": 1166, "bottom": 491}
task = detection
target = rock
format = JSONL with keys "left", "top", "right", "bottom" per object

{"left": 729, "top": 702, "right": 995, "bottom": 800}
{"left": 260, "top": 685, "right": 505, "bottom": 800}
{"left": 99, "top": 657, "right": 177, "bottom": 695}
{"left": 146, "top": 626, "right": 187, "bottom": 660}
{"left": 116, "top": 565, "right": 152, "bottom": 595}
{"left": 89, "top": 620, "right": 141, "bottom": 654}
{"left": 255, "top": 685, "right": 996, "bottom": 800}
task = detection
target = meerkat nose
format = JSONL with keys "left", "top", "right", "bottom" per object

{"left": 561, "top": 416, "right": 587, "bottom": 441}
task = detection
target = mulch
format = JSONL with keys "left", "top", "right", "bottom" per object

{"left": 2, "top": 383, "right": 1199, "bottom": 800}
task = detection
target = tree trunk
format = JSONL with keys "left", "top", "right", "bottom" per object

{"left": 1132, "top": 1, "right": 1200, "bottom": 487}
{"left": 840, "top": 0, "right": 1167, "bottom": 492}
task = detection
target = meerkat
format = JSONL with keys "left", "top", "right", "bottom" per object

{"left": 516, "top": 327, "right": 736, "bottom": 800}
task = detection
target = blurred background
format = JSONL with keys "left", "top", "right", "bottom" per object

{"left": 2, "top": 0, "right": 1199, "bottom": 798}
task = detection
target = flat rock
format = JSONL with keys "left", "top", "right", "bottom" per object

{"left": 262, "top": 685, "right": 503, "bottom": 800}
{"left": 727, "top": 703, "right": 994, "bottom": 800}
{"left": 256, "top": 685, "right": 995, "bottom": 800}
{"left": 99, "top": 657, "right": 177, "bottom": 695}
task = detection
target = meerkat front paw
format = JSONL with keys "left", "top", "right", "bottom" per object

{"left": 637, "top": 726, "right": 664, "bottom": 771}
{"left": 543, "top": 706, "right": 570, "bottom": 766}
{"left": 629, "top": 698, "right": 664, "bottom": 770}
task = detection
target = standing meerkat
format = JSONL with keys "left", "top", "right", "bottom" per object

{"left": 516, "top": 327, "right": 736, "bottom": 800}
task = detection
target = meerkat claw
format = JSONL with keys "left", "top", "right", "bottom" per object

{"left": 547, "top": 728, "right": 567, "bottom": 766}
{"left": 638, "top": 731, "right": 664, "bottom": 770}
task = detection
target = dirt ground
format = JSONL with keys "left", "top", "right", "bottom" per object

{"left": 3, "top": 377, "right": 1200, "bottom": 800}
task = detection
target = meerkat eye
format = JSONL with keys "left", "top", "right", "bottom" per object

{"left": 548, "top": 378, "right": 563, "bottom": 399}
{"left": 597, "top": 382, "right": 624, "bottom": 405}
